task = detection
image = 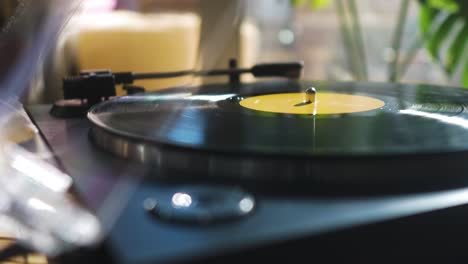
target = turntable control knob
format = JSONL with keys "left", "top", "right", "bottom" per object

{"left": 305, "top": 87, "right": 316, "bottom": 103}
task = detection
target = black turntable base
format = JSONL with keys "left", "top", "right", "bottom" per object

{"left": 27, "top": 80, "right": 468, "bottom": 263}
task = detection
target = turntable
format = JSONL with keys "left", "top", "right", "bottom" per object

{"left": 26, "top": 61, "right": 468, "bottom": 263}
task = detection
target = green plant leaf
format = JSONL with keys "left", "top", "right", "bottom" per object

{"left": 445, "top": 22, "right": 468, "bottom": 74}
{"left": 427, "top": 14, "right": 458, "bottom": 60}
{"left": 464, "top": 60, "right": 468, "bottom": 87}
{"left": 419, "top": 4, "right": 439, "bottom": 35}
{"left": 291, "top": 0, "right": 307, "bottom": 7}
{"left": 420, "top": 8, "right": 430, "bottom": 34}
{"left": 428, "top": 0, "right": 459, "bottom": 13}
{"left": 290, "top": 0, "right": 331, "bottom": 9}
{"left": 419, "top": 0, "right": 468, "bottom": 87}
{"left": 309, "top": 0, "right": 331, "bottom": 9}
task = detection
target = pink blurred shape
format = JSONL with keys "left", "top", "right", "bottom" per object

{"left": 82, "top": 0, "right": 117, "bottom": 12}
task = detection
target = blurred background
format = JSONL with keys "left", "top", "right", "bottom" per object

{"left": 1, "top": 0, "right": 465, "bottom": 104}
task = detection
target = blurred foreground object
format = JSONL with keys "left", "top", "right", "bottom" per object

{"left": 0, "top": 106, "right": 101, "bottom": 257}
{"left": 0, "top": 0, "right": 102, "bottom": 259}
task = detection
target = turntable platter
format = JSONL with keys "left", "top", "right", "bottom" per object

{"left": 86, "top": 81, "right": 468, "bottom": 192}
{"left": 88, "top": 81, "right": 468, "bottom": 156}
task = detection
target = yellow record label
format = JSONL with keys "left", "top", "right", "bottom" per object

{"left": 239, "top": 92, "right": 385, "bottom": 115}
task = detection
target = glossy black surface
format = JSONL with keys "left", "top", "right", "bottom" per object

{"left": 88, "top": 81, "right": 468, "bottom": 156}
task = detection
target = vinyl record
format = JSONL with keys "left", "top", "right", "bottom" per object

{"left": 87, "top": 81, "right": 468, "bottom": 192}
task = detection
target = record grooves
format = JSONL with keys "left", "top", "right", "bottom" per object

{"left": 88, "top": 80, "right": 468, "bottom": 194}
